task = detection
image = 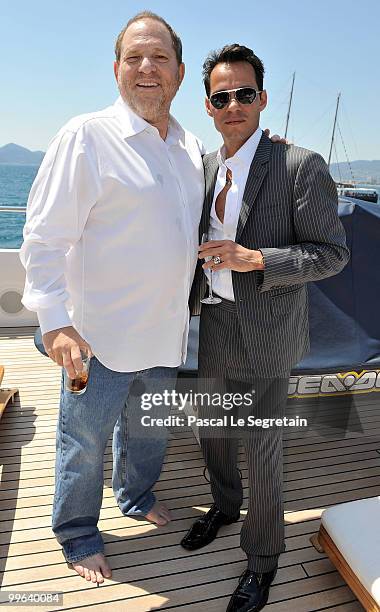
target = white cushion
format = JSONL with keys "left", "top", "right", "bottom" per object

{"left": 321, "top": 497, "right": 380, "bottom": 605}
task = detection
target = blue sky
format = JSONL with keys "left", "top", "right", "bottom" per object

{"left": 1, "top": 0, "right": 379, "bottom": 161}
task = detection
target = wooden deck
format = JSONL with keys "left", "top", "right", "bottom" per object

{"left": 1, "top": 327, "right": 379, "bottom": 611}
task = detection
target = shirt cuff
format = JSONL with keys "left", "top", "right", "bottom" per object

{"left": 37, "top": 303, "right": 72, "bottom": 335}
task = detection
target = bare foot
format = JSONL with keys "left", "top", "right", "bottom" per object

{"left": 71, "top": 552, "right": 112, "bottom": 584}
{"left": 145, "top": 501, "right": 172, "bottom": 526}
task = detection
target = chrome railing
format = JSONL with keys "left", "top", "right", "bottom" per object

{"left": 0, "top": 206, "right": 27, "bottom": 213}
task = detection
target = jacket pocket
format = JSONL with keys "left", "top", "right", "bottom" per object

{"left": 270, "top": 286, "right": 304, "bottom": 316}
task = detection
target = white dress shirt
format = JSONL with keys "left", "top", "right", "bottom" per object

{"left": 207, "top": 126, "right": 262, "bottom": 301}
{"left": 20, "top": 97, "right": 205, "bottom": 372}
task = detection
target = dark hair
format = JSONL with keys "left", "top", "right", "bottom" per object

{"left": 202, "top": 44, "right": 264, "bottom": 97}
{"left": 115, "top": 11, "right": 183, "bottom": 65}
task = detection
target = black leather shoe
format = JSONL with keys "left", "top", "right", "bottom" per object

{"left": 180, "top": 504, "right": 240, "bottom": 551}
{"left": 226, "top": 567, "right": 277, "bottom": 612}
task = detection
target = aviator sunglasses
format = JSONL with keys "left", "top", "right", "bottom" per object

{"left": 209, "top": 87, "right": 262, "bottom": 110}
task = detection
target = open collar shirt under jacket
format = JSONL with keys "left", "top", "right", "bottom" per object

{"left": 208, "top": 126, "right": 262, "bottom": 301}
{"left": 20, "top": 97, "right": 205, "bottom": 372}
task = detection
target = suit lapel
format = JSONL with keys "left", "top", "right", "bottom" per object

{"left": 200, "top": 153, "right": 219, "bottom": 240}
{"left": 235, "top": 133, "right": 272, "bottom": 242}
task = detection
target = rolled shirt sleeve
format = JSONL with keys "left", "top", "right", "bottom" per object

{"left": 20, "top": 126, "right": 100, "bottom": 334}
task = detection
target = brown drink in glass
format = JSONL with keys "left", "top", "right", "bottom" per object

{"left": 66, "top": 349, "right": 91, "bottom": 395}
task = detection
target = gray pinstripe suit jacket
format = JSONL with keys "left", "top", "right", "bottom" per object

{"left": 189, "top": 132, "right": 350, "bottom": 376}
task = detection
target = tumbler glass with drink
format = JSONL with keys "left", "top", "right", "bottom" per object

{"left": 65, "top": 348, "right": 91, "bottom": 395}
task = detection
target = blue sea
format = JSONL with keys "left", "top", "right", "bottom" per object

{"left": 0, "top": 164, "right": 39, "bottom": 248}
{"left": 0, "top": 163, "right": 379, "bottom": 249}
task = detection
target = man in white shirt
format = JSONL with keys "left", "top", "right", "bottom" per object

{"left": 20, "top": 12, "right": 205, "bottom": 583}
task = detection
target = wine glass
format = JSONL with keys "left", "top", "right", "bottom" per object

{"left": 200, "top": 232, "right": 222, "bottom": 305}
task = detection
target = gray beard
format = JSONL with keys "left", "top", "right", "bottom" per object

{"left": 119, "top": 78, "right": 180, "bottom": 124}
{"left": 127, "top": 95, "right": 168, "bottom": 124}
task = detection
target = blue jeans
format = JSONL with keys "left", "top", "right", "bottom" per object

{"left": 52, "top": 356, "right": 177, "bottom": 563}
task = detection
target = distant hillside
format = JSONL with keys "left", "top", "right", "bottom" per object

{"left": 330, "top": 160, "right": 380, "bottom": 184}
{"left": 0, "top": 143, "right": 379, "bottom": 183}
{"left": 0, "top": 143, "right": 45, "bottom": 165}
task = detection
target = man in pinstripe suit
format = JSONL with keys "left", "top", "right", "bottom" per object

{"left": 181, "top": 45, "right": 349, "bottom": 611}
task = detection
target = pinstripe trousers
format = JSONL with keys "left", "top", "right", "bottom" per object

{"left": 197, "top": 298, "right": 290, "bottom": 573}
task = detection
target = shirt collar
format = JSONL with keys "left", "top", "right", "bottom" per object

{"left": 165, "top": 114, "right": 185, "bottom": 147}
{"left": 114, "top": 96, "right": 184, "bottom": 146}
{"left": 217, "top": 126, "right": 263, "bottom": 169}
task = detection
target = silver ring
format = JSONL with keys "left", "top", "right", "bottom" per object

{"left": 212, "top": 256, "right": 222, "bottom": 265}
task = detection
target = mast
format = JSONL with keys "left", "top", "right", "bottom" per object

{"left": 328, "top": 92, "right": 341, "bottom": 169}
{"left": 284, "top": 72, "right": 295, "bottom": 139}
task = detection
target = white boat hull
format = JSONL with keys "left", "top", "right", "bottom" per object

{"left": 0, "top": 249, "right": 38, "bottom": 327}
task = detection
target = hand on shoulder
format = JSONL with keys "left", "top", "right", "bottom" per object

{"left": 264, "top": 128, "right": 291, "bottom": 144}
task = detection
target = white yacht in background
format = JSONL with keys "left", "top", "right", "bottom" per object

{"left": 336, "top": 184, "right": 378, "bottom": 203}
{"left": 327, "top": 93, "right": 379, "bottom": 204}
